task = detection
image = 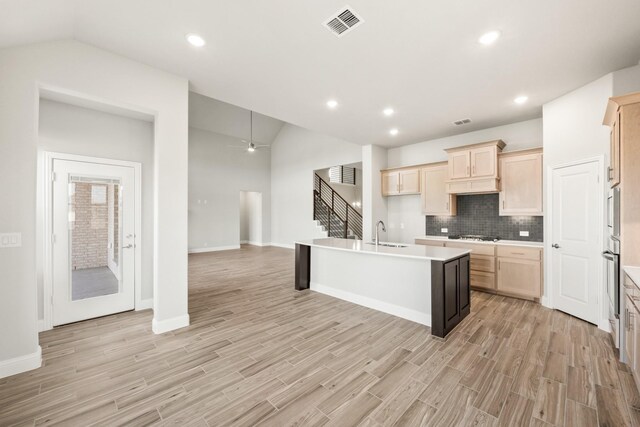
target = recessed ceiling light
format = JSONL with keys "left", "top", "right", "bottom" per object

{"left": 383, "top": 108, "right": 394, "bottom": 116}
{"left": 389, "top": 128, "right": 399, "bottom": 136}
{"left": 478, "top": 30, "right": 500, "bottom": 46}
{"left": 514, "top": 95, "right": 529, "bottom": 104}
{"left": 326, "top": 100, "right": 338, "bottom": 109}
{"left": 186, "top": 33, "right": 206, "bottom": 47}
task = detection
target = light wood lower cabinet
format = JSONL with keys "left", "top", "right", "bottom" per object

{"left": 415, "top": 239, "right": 543, "bottom": 300}
{"left": 496, "top": 257, "right": 542, "bottom": 299}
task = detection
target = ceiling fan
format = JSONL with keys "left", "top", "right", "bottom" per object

{"left": 229, "top": 110, "right": 270, "bottom": 153}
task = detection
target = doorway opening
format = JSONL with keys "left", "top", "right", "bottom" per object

{"left": 239, "top": 191, "right": 263, "bottom": 246}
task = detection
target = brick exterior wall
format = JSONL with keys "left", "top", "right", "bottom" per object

{"left": 71, "top": 183, "right": 111, "bottom": 270}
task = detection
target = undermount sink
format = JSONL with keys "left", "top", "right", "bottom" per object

{"left": 366, "top": 242, "right": 408, "bottom": 248}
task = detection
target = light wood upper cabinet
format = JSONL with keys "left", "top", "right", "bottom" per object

{"left": 399, "top": 169, "right": 420, "bottom": 194}
{"left": 499, "top": 149, "right": 543, "bottom": 216}
{"left": 445, "top": 140, "right": 505, "bottom": 194}
{"left": 381, "top": 168, "right": 420, "bottom": 196}
{"left": 610, "top": 112, "right": 621, "bottom": 188}
{"left": 381, "top": 170, "right": 400, "bottom": 196}
{"left": 448, "top": 151, "right": 471, "bottom": 179}
{"left": 470, "top": 146, "right": 497, "bottom": 178}
{"left": 421, "top": 164, "right": 456, "bottom": 216}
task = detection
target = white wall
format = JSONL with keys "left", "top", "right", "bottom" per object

{"left": 0, "top": 40, "right": 189, "bottom": 376}
{"left": 384, "top": 119, "right": 543, "bottom": 243}
{"left": 362, "top": 145, "right": 389, "bottom": 242}
{"left": 270, "top": 124, "right": 362, "bottom": 247}
{"left": 387, "top": 118, "right": 543, "bottom": 168}
{"left": 37, "top": 99, "right": 155, "bottom": 319}
{"left": 612, "top": 63, "right": 640, "bottom": 96}
{"left": 189, "top": 127, "right": 271, "bottom": 250}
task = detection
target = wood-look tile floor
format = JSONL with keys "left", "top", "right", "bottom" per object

{"left": 1, "top": 245, "right": 639, "bottom": 426}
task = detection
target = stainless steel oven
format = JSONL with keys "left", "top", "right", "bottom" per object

{"left": 608, "top": 187, "right": 620, "bottom": 239}
{"left": 604, "top": 236, "right": 620, "bottom": 348}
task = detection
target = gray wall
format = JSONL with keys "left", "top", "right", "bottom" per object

{"left": 37, "top": 99, "right": 155, "bottom": 317}
{"left": 424, "top": 194, "right": 543, "bottom": 241}
{"left": 189, "top": 127, "right": 271, "bottom": 250}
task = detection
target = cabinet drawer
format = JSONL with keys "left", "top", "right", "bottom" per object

{"left": 470, "top": 254, "right": 495, "bottom": 273}
{"left": 415, "top": 239, "right": 445, "bottom": 247}
{"left": 497, "top": 245, "right": 541, "bottom": 261}
{"left": 470, "top": 271, "right": 495, "bottom": 291}
{"left": 445, "top": 241, "right": 495, "bottom": 256}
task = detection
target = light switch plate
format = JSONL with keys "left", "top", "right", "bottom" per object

{"left": 441, "top": 228, "right": 448, "bottom": 233}
{"left": 520, "top": 231, "right": 530, "bottom": 237}
{"left": 0, "top": 233, "right": 22, "bottom": 248}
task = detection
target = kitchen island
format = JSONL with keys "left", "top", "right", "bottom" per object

{"left": 295, "top": 238, "right": 471, "bottom": 338}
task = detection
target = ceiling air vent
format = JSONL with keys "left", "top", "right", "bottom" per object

{"left": 453, "top": 118, "right": 472, "bottom": 126}
{"left": 324, "top": 6, "right": 363, "bottom": 37}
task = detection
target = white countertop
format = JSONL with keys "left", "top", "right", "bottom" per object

{"left": 296, "top": 237, "right": 470, "bottom": 261}
{"left": 415, "top": 235, "right": 544, "bottom": 248}
{"left": 624, "top": 266, "right": 640, "bottom": 286}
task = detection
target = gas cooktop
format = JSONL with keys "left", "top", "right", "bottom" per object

{"left": 448, "top": 235, "right": 501, "bottom": 242}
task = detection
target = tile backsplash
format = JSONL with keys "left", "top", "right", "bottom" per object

{"left": 425, "top": 193, "right": 543, "bottom": 241}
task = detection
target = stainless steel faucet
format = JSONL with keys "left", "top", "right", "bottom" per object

{"left": 375, "top": 220, "right": 386, "bottom": 246}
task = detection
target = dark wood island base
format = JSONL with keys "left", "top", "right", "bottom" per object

{"left": 295, "top": 242, "right": 470, "bottom": 339}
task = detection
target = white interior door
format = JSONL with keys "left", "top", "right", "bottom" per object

{"left": 551, "top": 160, "right": 601, "bottom": 324}
{"left": 52, "top": 159, "right": 136, "bottom": 326}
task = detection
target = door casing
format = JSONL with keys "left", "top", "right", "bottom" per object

{"left": 42, "top": 151, "right": 143, "bottom": 331}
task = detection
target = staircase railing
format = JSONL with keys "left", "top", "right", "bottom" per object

{"left": 314, "top": 173, "right": 363, "bottom": 240}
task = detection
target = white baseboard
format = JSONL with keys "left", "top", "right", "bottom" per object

{"left": 311, "top": 282, "right": 431, "bottom": 327}
{"left": 137, "top": 298, "right": 153, "bottom": 311}
{"left": 37, "top": 319, "right": 46, "bottom": 333}
{"left": 152, "top": 314, "right": 190, "bottom": 334}
{"left": 188, "top": 245, "right": 240, "bottom": 254}
{"left": 244, "top": 241, "right": 268, "bottom": 246}
{"left": 269, "top": 242, "right": 294, "bottom": 250}
{"left": 541, "top": 295, "right": 552, "bottom": 309}
{"left": 0, "top": 346, "right": 42, "bottom": 379}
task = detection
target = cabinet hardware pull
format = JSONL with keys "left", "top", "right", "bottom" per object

{"left": 607, "top": 167, "right": 613, "bottom": 181}
{"left": 512, "top": 252, "right": 525, "bottom": 255}
{"left": 467, "top": 166, "right": 470, "bottom": 175}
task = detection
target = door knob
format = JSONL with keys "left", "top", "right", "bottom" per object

{"left": 552, "top": 243, "right": 560, "bottom": 249}
{"left": 122, "top": 244, "right": 134, "bottom": 249}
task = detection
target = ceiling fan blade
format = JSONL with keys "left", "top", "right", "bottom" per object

{"left": 227, "top": 145, "right": 248, "bottom": 149}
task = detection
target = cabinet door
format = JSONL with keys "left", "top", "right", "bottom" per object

{"left": 421, "top": 166, "right": 456, "bottom": 215}
{"left": 499, "top": 153, "right": 543, "bottom": 216}
{"left": 610, "top": 113, "right": 621, "bottom": 187}
{"left": 625, "top": 301, "right": 634, "bottom": 370}
{"left": 399, "top": 169, "right": 420, "bottom": 194}
{"left": 471, "top": 146, "right": 497, "bottom": 178}
{"left": 449, "top": 151, "right": 471, "bottom": 179}
{"left": 634, "top": 305, "right": 640, "bottom": 374}
{"left": 497, "top": 257, "right": 541, "bottom": 299}
{"left": 381, "top": 171, "right": 399, "bottom": 196}
{"left": 443, "top": 259, "right": 460, "bottom": 331}
{"left": 459, "top": 256, "right": 470, "bottom": 314}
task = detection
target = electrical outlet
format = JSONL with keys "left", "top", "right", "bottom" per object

{"left": 441, "top": 228, "right": 448, "bottom": 233}
{"left": 520, "top": 231, "right": 529, "bottom": 237}
{"left": 0, "top": 233, "right": 22, "bottom": 248}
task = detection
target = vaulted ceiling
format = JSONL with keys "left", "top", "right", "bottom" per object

{"left": 2, "top": 0, "right": 640, "bottom": 147}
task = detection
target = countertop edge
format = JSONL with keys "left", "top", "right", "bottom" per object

{"left": 295, "top": 240, "right": 471, "bottom": 262}
{"left": 415, "top": 236, "right": 544, "bottom": 248}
